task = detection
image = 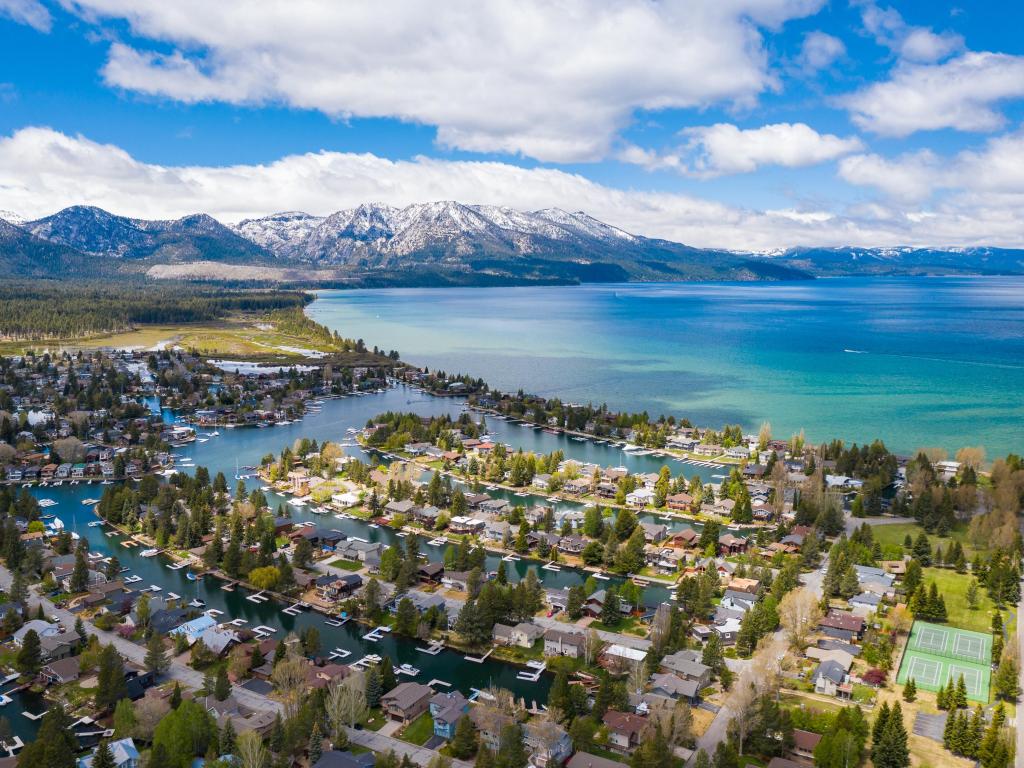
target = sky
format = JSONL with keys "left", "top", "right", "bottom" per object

{"left": 1, "top": 0, "right": 1023, "bottom": 250}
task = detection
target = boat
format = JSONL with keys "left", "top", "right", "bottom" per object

{"left": 139, "top": 548, "right": 159, "bottom": 557}
{"left": 397, "top": 664, "right": 421, "bottom": 676}
{"left": 186, "top": 572, "right": 198, "bottom": 581}
{"left": 87, "top": 521, "right": 103, "bottom": 528}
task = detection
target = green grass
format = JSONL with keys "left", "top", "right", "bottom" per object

{"left": 329, "top": 559, "right": 363, "bottom": 571}
{"left": 920, "top": 567, "right": 1008, "bottom": 634}
{"left": 590, "top": 616, "right": 645, "bottom": 635}
{"left": 363, "top": 708, "right": 387, "bottom": 732}
{"left": 397, "top": 712, "right": 435, "bottom": 746}
{"left": 870, "top": 522, "right": 987, "bottom": 559}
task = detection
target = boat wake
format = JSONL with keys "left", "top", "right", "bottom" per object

{"left": 843, "top": 348, "right": 868, "bottom": 354}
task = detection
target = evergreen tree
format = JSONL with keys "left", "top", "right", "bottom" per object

{"left": 145, "top": 634, "right": 169, "bottom": 675}
{"left": 113, "top": 698, "right": 137, "bottom": 738}
{"left": 308, "top": 722, "right": 323, "bottom": 765}
{"left": 95, "top": 643, "right": 127, "bottom": 711}
{"left": 92, "top": 741, "right": 115, "bottom": 768}
{"left": 450, "top": 716, "right": 478, "bottom": 759}
{"left": 214, "top": 665, "right": 231, "bottom": 701}
{"left": 954, "top": 674, "right": 968, "bottom": 709}
{"left": 365, "top": 667, "right": 382, "bottom": 708}
{"left": 219, "top": 718, "right": 236, "bottom": 756}
{"left": 873, "top": 702, "right": 909, "bottom": 768}
{"left": 902, "top": 677, "right": 916, "bottom": 702}
{"left": 16, "top": 704, "right": 76, "bottom": 768}
{"left": 380, "top": 656, "right": 396, "bottom": 692}
{"left": 169, "top": 682, "right": 182, "bottom": 709}
{"left": 15, "top": 629, "right": 41, "bottom": 675}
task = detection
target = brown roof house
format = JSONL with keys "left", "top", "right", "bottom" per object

{"left": 602, "top": 710, "right": 648, "bottom": 753}
{"left": 381, "top": 681, "right": 433, "bottom": 723}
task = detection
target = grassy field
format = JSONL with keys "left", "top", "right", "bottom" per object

{"left": 397, "top": 712, "right": 435, "bottom": 746}
{"left": 870, "top": 522, "right": 988, "bottom": 559}
{"left": 920, "top": 567, "right": 1008, "bottom": 634}
{"left": 329, "top": 559, "right": 363, "bottom": 571}
{"left": 0, "top": 312, "right": 395, "bottom": 365}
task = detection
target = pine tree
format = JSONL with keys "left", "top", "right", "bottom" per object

{"left": 380, "top": 656, "right": 396, "bottom": 692}
{"left": 365, "top": 667, "right": 382, "bottom": 708}
{"left": 955, "top": 674, "right": 968, "bottom": 709}
{"left": 270, "top": 713, "right": 285, "bottom": 753}
{"left": 450, "top": 715, "right": 478, "bottom": 759}
{"left": 169, "top": 682, "right": 182, "bottom": 709}
{"left": 935, "top": 680, "right": 947, "bottom": 710}
{"left": 308, "top": 722, "right": 323, "bottom": 765}
{"left": 92, "top": 741, "right": 116, "bottom": 768}
{"left": 145, "top": 634, "right": 169, "bottom": 675}
{"left": 15, "top": 628, "right": 41, "bottom": 674}
{"left": 874, "top": 702, "right": 910, "bottom": 768}
{"left": 902, "top": 677, "right": 916, "bottom": 702}
{"left": 214, "top": 665, "right": 231, "bottom": 701}
{"left": 871, "top": 701, "right": 890, "bottom": 749}
{"left": 219, "top": 717, "right": 236, "bottom": 756}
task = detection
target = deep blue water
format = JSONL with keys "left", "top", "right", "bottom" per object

{"left": 308, "top": 277, "right": 1024, "bottom": 458}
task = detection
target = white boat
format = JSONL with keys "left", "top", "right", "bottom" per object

{"left": 397, "top": 664, "right": 420, "bottom": 676}
{"left": 139, "top": 548, "right": 159, "bottom": 557}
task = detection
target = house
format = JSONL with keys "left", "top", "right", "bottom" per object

{"left": 602, "top": 710, "right": 648, "bottom": 753}
{"left": 40, "top": 631, "right": 78, "bottom": 660}
{"left": 813, "top": 659, "right": 851, "bottom": 698}
{"left": 804, "top": 647, "right": 856, "bottom": 672}
{"left": 665, "top": 493, "right": 693, "bottom": 512}
{"left": 524, "top": 719, "right": 573, "bottom": 767}
{"left": 567, "top": 753, "right": 629, "bottom": 768}
{"left": 667, "top": 528, "right": 699, "bottom": 548}
{"left": 558, "top": 535, "right": 586, "bottom": 555}
{"left": 384, "top": 499, "right": 416, "bottom": 517}
{"left": 429, "top": 690, "right": 468, "bottom": 740}
{"left": 315, "top": 573, "right": 363, "bottom": 602}
{"left": 819, "top": 611, "right": 865, "bottom": 640}
{"left": 13, "top": 619, "right": 60, "bottom": 646}
{"left": 720, "top": 590, "right": 757, "bottom": 613}
{"left": 649, "top": 672, "right": 700, "bottom": 703}
{"left": 585, "top": 589, "right": 632, "bottom": 619}
{"left": 381, "top": 682, "right": 433, "bottom": 723}
{"left": 492, "top": 623, "right": 515, "bottom": 646}
{"left": 417, "top": 561, "right": 445, "bottom": 584}
{"left": 313, "top": 752, "right": 376, "bottom": 768}
{"left": 40, "top": 656, "right": 81, "bottom": 685}
{"left": 717, "top": 533, "right": 748, "bottom": 555}
{"left": 789, "top": 729, "right": 822, "bottom": 764}
{"left": 639, "top": 522, "right": 667, "bottom": 542}
{"left": 413, "top": 506, "right": 442, "bottom": 528}
{"left": 849, "top": 592, "right": 881, "bottom": 616}
{"left": 511, "top": 622, "right": 545, "bottom": 648}
{"left": 448, "top": 516, "right": 485, "bottom": 535}
{"left": 625, "top": 488, "right": 654, "bottom": 509}
{"left": 543, "top": 628, "right": 586, "bottom": 658}
{"left": 77, "top": 738, "right": 139, "bottom": 768}
{"left": 600, "top": 644, "right": 647, "bottom": 671}
{"left": 659, "top": 651, "right": 712, "bottom": 688}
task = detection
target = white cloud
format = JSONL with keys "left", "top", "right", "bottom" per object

{"left": 842, "top": 52, "right": 1024, "bottom": 136}
{"left": 857, "top": 1, "right": 962, "bottom": 63}
{"left": 6, "top": 126, "right": 1024, "bottom": 251}
{"left": 840, "top": 130, "right": 1024, "bottom": 203}
{"left": 797, "top": 31, "right": 845, "bottom": 72}
{"left": 622, "top": 122, "right": 862, "bottom": 177}
{"left": 0, "top": 0, "right": 51, "bottom": 31}
{"left": 57, "top": 0, "right": 824, "bottom": 162}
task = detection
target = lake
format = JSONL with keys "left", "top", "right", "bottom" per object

{"left": 308, "top": 277, "right": 1024, "bottom": 458}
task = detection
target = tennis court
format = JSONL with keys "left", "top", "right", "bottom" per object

{"left": 897, "top": 621, "right": 991, "bottom": 702}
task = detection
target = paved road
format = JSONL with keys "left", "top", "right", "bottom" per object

{"left": 0, "top": 564, "right": 281, "bottom": 715}
{"left": 347, "top": 726, "right": 471, "bottom": 768}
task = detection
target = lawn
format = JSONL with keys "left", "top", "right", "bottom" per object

{"left": 590, "top": 616, "right": 646, "bottom": 636}
{"left": 397, "top": 712, "right": 435, "bottom": 746}
{"left": 920, "top": 567, "right": 1009, "bottom": 634}
{"left": 329, "top": 559, "right": 363, "bottom": 571}
{"left": 870, "top": 522, "right": 987, "bottom": 559}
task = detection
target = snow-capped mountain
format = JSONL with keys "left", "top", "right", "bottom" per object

{"left": 233, "top": 201, "right": 642, "bottom": 264}
{"left": 24, "top": 205, "right": 272, "bottom": 263}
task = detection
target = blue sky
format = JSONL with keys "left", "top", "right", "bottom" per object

{"left": 1, "top": 0, "right": 1023, "bottom": 250}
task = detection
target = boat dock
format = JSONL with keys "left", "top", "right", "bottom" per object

{"left": 325, "top": 616, "right": 349, "bottom": 627}
{"left": 328, "top": 647, "right": 352, "bottom": 661}
{"left": 361, "top": 626, "right": 391, "bottom": 642}
{"left": 246, "top": 590, "right": 270, "bottom": 604}
{"left": 428, "top": 679, "right": 451, "bottom": 688}
{"left": 417, "top": 640, "right": 443, "bottom": 655}
{"left": 253, "top": 625, "right": 277, "bottom": 638}
{"left": 282, "top": 602, "right": 305, "bottom": 616}
{"left": 464, "top": 648, "right": 494, "bottom": 663}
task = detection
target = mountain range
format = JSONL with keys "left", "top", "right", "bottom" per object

{"left": 2, "top": 202, "right": 1023, "bottom": 285}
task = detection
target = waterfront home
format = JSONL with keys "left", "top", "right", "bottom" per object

{"left": 543, "top": 628, "right": 586, "bottom": 658}
{"left": 511, "top": 622, "right": 545, "bottom": 648}
{"left": 384, "top": 499, "right": 417, "bottom": 517}
{"left": 333, "top": 539, "right": 383, "bottom": 564}
{"left": 482, "top": 520, "right": 510, "bottom": 543}
{"left": 448, "top": 516, "right": 485, "bottom": 535}
{"left": 381, "top": 681, "right": 433, "bottom": 723}
{"left": 558, "top": 535, "right": 586, "bottom": 555}
{"left": 492, "top": 623, "right": 515, "bottom": 646}
{"left": 388, "top": 592, "right": 450, "bottom": 627}
{"left": 625, "top": 488, "right": 654, "bottom": 509}
{"left": 413, "top": 505, "right": 442, "bottom": 528}
{"left": 600, "top": 644, "right": 648, "bottom": 672}
{"left": 586, "top": 589, "right": 633, "bottom": 619}
{"left": 693, "top": 444, "right": 722, "bottom": 457}
{"left": 315, "top": 573, "right": 363, "bottom": 602}
{"left": 563, "top": 477, "right": 590, "bottom": 495}
{"left": 464, "top": 493, "right": 491, "bottom": 510}
{"left": 706, "top": 498, "right": 735, "bottom": 518}
{"left": 77, "top": 738, "right": 139, "bottom": 768}
{"left": 602, "top": 710, "right": 648, "bottom": 753}
{"left": 479, "top": 498, "right": 511, "bottom": 517}
{"left": 40, "top": 656, "right": 81, "bottom": 685}
{"left": 429, "top": 690, "right": 468, "bottom": 740}
{"left": 665, "top": 493, "right": 693, "bottom": 512}
{"left": 639, "top": 522, "right": 667, "bottom": 542}
{"left": 416, "top": 561, "right": 444, "bottom": 585}
{"left": 666, "top": 528, "right": 699, "bottom": 548}
{"left": 532, "top": 473, "right": 553, "bottom": 490}
{"left": 524, "top": 720, "right": 573, "bottom": 768}
{"left": 644, "top": 546, "right": 685, "bottom": 574}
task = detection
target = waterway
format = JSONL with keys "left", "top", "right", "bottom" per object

{"left": 14, "top": 383, "right": 741, "bottom": 728}
{"left": 308, "top": 277, "right": 1024, "bottom": 458}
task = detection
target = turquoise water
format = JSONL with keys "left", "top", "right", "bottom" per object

{"left": 308, "top": 278, "right": 1024, "bottom": 458}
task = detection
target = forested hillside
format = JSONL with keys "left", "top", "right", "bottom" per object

{"left": 0, "top": 282, "right": 309, "bottom": 340}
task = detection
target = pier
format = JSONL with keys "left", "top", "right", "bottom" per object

{"left": 282, "top": 602, "right": 305, "bottom": 616}
{"left": 417, "top": 640, "right": 444, "bottom": 655}
{"left": 246, "top": 590, "right": 270, "bottom": 604}
{"left": 328, "top": 647, "right": 352, "bottom": 661}
{"left": 464, "top": 648, "right": 494, "bottom": 663}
